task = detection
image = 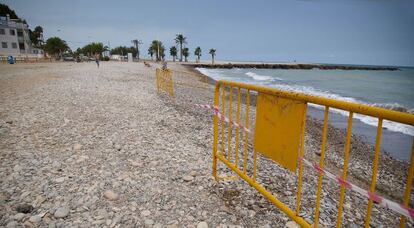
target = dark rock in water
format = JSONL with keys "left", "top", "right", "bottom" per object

{"left": 16, "top": 204, "right": 34, "bottom": 213}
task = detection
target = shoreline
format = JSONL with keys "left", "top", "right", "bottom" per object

{"left": 184, "top": 62, "right": 399, "bottom": 71}
{"left": 183, "top": 64, "right": 413, "bottom": 161}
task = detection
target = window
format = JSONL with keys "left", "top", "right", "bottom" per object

{"left": 12, "top": 42, "right": 17, "bottom": 49}
{"left": 1, "top": 42, "right": 7, "bottom": 48}
{"left": 9, "top": 29, "right": 15, "bottom": 36}
{"left": 0, "top": 28, "right": 5, "bottom": 35}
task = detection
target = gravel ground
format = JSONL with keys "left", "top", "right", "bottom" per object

{"left": 0, "top": 61, "right": 412, "bottom": 228}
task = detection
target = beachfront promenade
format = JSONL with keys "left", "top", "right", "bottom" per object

{"left": 0, "top": 62, "right": 411, "bottom": 227}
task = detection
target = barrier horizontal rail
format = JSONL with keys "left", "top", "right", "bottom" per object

{"left": 211, "top": 80, "right": 414, "bottom": 228}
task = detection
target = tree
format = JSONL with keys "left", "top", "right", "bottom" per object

{"left": 131, "top": 39, "right": 142, "bottom": 60}
{"left": 0, "top": 4, "right": 19, "bottom": 19}
{"left": 44, "top": 37, "right": 69, "bottom": 59}
{"left": 182, "top": 47, "right": 189, "bottom": 62}
{"left": 194, "top": 47, "right": 202, "bottom": 63}
{"left": 209, "top": 49, "right": 216, "bottom": 65}
{"left": 174, "top": 34, "right": 187, "bottom": 62}
{"left": 149, "top": 40, "right": 165, "bottom": 61}
{"left": 78, "top": 42, "right": 108, "bottom": 57}
{"left": 148, "top": 47, "right": 154, "bottom": 60}
{"left": 30, "top": 26, "right": 44, "bottom": 47}
{"left": 111, "top": 46, "right": 137, "bottom": 57}
{"left": 169, "top": 46, "right": 177, "bottom": 62}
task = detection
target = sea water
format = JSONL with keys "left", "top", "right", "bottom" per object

{"left": 197, "top": 67, "right": 414, "bottom": 162}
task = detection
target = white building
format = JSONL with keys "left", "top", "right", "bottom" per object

{"left": 0, "top": 15, "right": 44, "bottom": 57}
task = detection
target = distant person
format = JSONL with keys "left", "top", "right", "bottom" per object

{"left": 162, "top": 60, "right": 168, "bottom": 70}
{"left": 94, "top": 53, "right": 100, "bottom": 68}
{"left": 7, "top": 55, "right": 14, "bottom": 64}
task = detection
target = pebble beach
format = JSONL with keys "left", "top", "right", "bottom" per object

{"left": 0, "top": 61, "right": 412, "bottom": 228}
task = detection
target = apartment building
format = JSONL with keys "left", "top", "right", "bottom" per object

{"left": 0, "top": 14, "right": 43, "bottom": 57}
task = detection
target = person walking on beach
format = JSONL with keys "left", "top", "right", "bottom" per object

{"left": 162, "top": 59, "right": 168, "bottom": 70}
{"left": 94, "top": 53, "right": 100, "bottom": 68}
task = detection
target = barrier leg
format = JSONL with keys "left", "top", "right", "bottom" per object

{"left": 212, "top": 84, "right": 221, "bottom": 181}
{"left": 399, "top": 139, "right": 414, "bottom": 228}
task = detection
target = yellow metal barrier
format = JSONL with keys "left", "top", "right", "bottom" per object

{"left": 212, "top": 80, "right": 414, "bottom": 228}
{"left": 156, "top": 68, "right": 174, "bottom": 97}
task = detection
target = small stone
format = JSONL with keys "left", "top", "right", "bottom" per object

{"left": 54, "top": 207, "right": 69, "bottom": 218}
{"left": 104, "top": 190, "right": 119, "bottom": 201}
{"left": 141, "top": 210, "right": 151, "bottom": 216}
{"left": 183, "top": 175, "right": 194, "bottom": 182}
{"left": 29, "top": 215, "right": 42, "bottom": 223}
{"left": 115, "top": 144, "right": 122, "bottom": 151}
{"left": 6, "top": 221, "right": 17, "bottom": 228}
{"left": 197, "top": 221, "right": 208, "bottom": 228}
{"left": 285, "top": 221, "right": 299, "bottom": 228}
{"left": 144, "top": 219, "right": 154, "bottom": 225}
{"left": 14, "top": 213, "right": 25, "bottom": 221}
{"left": 55, "top": 177, "right": 66, "bottom": 183}
{"left": 73, "top": 143, "right": 82, "bottom": 150}
{"left": 16, "top": 204, "right": 34, "bottom": 213}
{"left": 190, "top": 171, "right": 197, "bottom": 177}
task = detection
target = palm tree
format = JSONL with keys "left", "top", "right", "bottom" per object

{"left": 131, "top": 39, "right": 142, "bottom": 60}
{"left": 209, "top": 49, "right": 216, "bottom": 64}
{"left": 170, "top": 46, "right": 177, "bottom": 62}
{"left": 194, "top": 47, "right": 201, "bottom": 63}
{"left": 148, "top": 47, "right": 154, "bottom": 60}
{"left": 174, "top": 34, "right": 187, "bottom": 62}
{"left": 182, "top": 47, "right": 189, "bottom": 62}
{"left": 150, "top": 40, "right": 165, "bottom": 61}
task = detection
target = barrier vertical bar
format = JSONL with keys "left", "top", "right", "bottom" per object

{"left": 314, "top": 106, "right": 330, "bottom": 227}
{"left": 336, "top": 112, "right": 354, "bottom": 228}
{"left": 243, "top": 90, "right": 250, "bottom": 174}
{"left": 228, "top": 86, "right": 233, "bottom": 161}
{"left": 364, "top": 118, "right": 383, "bottom": 227}
{"left": 212, "top": 84, "right": 221, "bottom": 181}
{"left": 221, "top": 86, "right": 226, "bottom": 156}
{"left": 400, "top": 139, "right": 414, "bottom": 228}
{"left": 235, "top": 88, "right": 241, "bottom": 168}
{"left": 296, "top": 103, "right": 308, "bottom": 215}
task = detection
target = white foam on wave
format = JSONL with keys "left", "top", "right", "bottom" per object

{"left": 246, "top": 72, "right": 282, "bottom": 81}
{"left": 196, "top": 68, "right": 224, "bottom": 79}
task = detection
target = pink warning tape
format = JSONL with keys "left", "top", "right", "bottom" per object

{"left": 299, "top": 157, "right": 414, "bottom": 220}
{"left": 194, "top": 104, "right": 251, "bottom": 133}
{"left": 195, "top": 103, "right": 414, "bottom": 220}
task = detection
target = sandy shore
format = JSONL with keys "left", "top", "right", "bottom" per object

{"left": 0, "top": 61, "right": 412, "bottom": 227}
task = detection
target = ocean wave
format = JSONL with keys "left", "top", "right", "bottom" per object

{"left": 246, "top": 72, "right": 282, "bottom": 81}
{"left": 196, "top": 68, "right": 414, "bottom": 136}
{"left": 267, "top": 84, "right": 414, "bottom": 136}
{"left": 372, "top": 103, "right": 414, "bottom": 114}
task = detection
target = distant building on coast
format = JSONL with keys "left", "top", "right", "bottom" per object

{"left": 0, "top": 14, "right": 43, "bottom": 57}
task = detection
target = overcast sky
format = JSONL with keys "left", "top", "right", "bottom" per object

{"left": 3, "top": 0, "right": 414, "bottom": 66}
